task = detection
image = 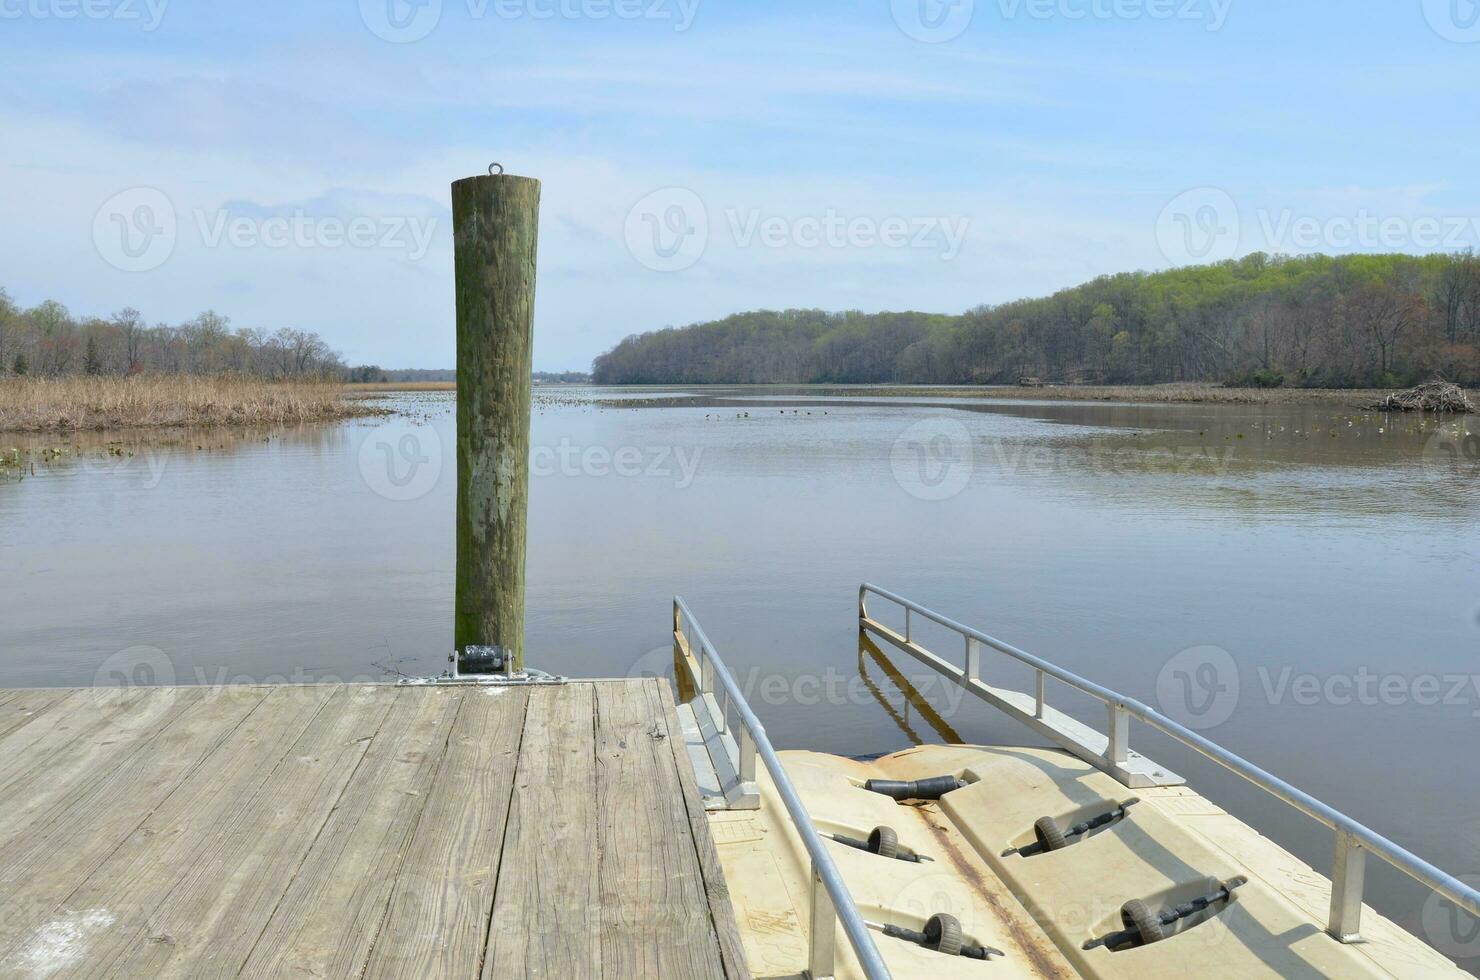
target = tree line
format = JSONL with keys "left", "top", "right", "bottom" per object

{"left": 592, "top": 253, "right": 1480, "bottom": 388}
{"left": 0, "top": 289, "right": 347, "bottom": 380}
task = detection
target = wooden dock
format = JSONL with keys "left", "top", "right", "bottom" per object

{"left": 0, "top": 679, "right": 748, "bottom": 979}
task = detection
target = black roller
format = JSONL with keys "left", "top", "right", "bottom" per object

{"left": 863, "top": 775, "right": 965, "bottom": 801}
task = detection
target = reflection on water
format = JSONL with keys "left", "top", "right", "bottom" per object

{"left": 3, "top": 385, "right": 1479, "bottom": 963}
{"left": 857, "top": 633, "right": 963, "bottom": 747}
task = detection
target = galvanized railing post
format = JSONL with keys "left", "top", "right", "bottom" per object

{"left": 739, "top": 726, "right": 757, "bottom": 790}
{"left": 808, "top": 860, "right": 837, "bottom": 980}
{"left": 1035, "top": 670, "right": 1046, "bottom": 718}
{"left": 1106, "top": 703, "right": 1129, "bottom": 765}
{"left": 964, "top": 636, "right": 981, "bottom": 683}
{"left": 1329, "top": 831, "right": 1367, "bottom": 942}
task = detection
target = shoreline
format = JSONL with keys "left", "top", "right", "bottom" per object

{"left": 350, "top": 379, "right": 1466, "bottom": 409}
{"left": 802, "top": 383, "right": 1423, "bottom": 407}
{"left": 4, "top": 378, "right": 1469, "bottom": 438}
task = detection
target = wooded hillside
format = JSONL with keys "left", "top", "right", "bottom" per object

{"left": 593, "top": 253, "right": 1480, "bottom": 387}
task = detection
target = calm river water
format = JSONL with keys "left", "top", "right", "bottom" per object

{"left": 4, "top": 385, "right": 1479, "bottom": 963}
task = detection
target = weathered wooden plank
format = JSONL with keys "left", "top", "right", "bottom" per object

{"left": 0, "top": 688, "right": 180, "bottom": 839}
{"left": 0, "top": 685, "right": 340, "bottom": 978}
{"left": 484, "top": 683, "right": 599, "bottom": 980}
{"left": 131, "top": 685, "right": 402, "bottom": 979}
{"left": 0, "top": 686, "right": 262, "bottom": 972}
{"left": 362, "top": 687, "right": 530, "bottom": 979}
{"left": 0, "top": 682, "right": 745, "bottom": 980}
{"left": 0, "top": 687, "right": 76, "bottom": 741}
{"left": 237, "top": 686, "right": 464, "bottom": 979}
{"left": 595, "top": 678, "right": 727, "bottom": 979}
{"left": 655, "top": 680, "right": 753, "bottom": 980}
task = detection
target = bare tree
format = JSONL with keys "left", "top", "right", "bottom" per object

{"left": 111, "top": 307, "right": 144, "bottom": 373}
{"left": 1342, "top": 281, "right": 1421, "bottom": 379}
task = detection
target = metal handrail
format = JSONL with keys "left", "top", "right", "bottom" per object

{"left": 859, "top": 583, "right": 1480, "bottom": 943}
{"left": 675, "top": 597, "right": 892, "bottom": 980}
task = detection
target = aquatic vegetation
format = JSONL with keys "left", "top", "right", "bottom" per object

{"left": 0, "top": 375, "right": 390, "bottom": 434}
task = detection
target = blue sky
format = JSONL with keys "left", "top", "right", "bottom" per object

{"left": 2, "top": 0, "right": 1477, "bottom": 369}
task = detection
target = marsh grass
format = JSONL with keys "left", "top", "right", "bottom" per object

{"left": 0, "top": 375, "right": 389, "bottom": 433}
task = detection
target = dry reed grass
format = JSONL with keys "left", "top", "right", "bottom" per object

{"left": 0, "top": 375, "right": 388, "bottom": 433}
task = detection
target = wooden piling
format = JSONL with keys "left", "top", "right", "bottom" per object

{"left": 452, "top": 171, "right": 540, "bottom": 672}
